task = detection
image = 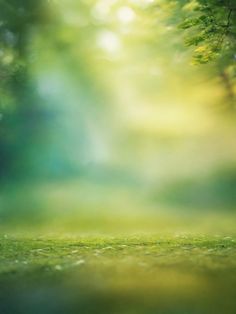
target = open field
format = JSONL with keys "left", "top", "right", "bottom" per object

{"left": 1, "top": 233, "right": 236, "bottom": 314}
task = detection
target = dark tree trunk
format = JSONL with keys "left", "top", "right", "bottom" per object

{"left": 220, "top": 70, "right": 235, "bottom": 111}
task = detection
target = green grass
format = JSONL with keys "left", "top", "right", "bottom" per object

{"left": 1, "top": 234, "right": 236, "bottom": 314}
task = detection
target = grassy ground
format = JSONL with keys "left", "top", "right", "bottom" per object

{"left": 1, "top": 234, "right": 236, "bottom": 314}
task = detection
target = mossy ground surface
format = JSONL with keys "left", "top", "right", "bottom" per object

{"left": 0, "top": 234, "right": 236, "bottom": 314}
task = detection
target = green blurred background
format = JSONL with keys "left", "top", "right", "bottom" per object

{"left": 0, "top": 0, "right": 236, "bottom": 234}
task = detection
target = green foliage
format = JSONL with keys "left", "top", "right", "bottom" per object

{"left": 179, "top": 0, "right": 236, "bottom": 66}
{"left": 177, "top": 0, "right": 236, "bottom": 107}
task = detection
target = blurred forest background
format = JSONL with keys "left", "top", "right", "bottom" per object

{"left": 0, "top": 0, "right": 236, "bottom": 233}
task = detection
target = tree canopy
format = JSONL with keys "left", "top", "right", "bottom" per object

{"left": 179, "top": 0, "right": 236, "bottom": 105}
